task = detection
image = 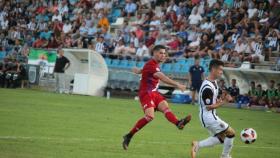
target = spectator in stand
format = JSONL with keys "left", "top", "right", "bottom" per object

{"left": 32, "top": 37, "right": 48, "bottom": 48}
{"left": 63, "top": 19, "right": 73, "bottom": 34}
{"left": 227, "top": 79, "right": 240, "bottom": 102}
{"left": 124, "top": 0, "right": 137, "bottom": 17}
{"left": 229, "top": 50, "right": 241, "bottom": 67}
{"left": 52, "top": 10, "right": 62, "bottom": 22}
{"left": 234, "top": 37, "right": 248, "bottom": 55}
{"left": 124, "top": 42, "right": 136, "bottom": 59}
{"left": 95, "top": 36, "right": 105, "bottom": 54}
{"left": 97, "top": 13, "right": 109, "bottom": 30}
{"left": 94, "top": 0, "right": 105, "bottom": 11}
{"left": 136, "top": 42, "right": 150, "bottom": 60}
{"left": 188, "top": 7, "right": 202, "bottom": 25}
{"left": 266, "top": 80, "right": 277, "bottom": 108}
{"left": 218, "top": 78, "right": 228, "bottom": 99}
{"left": 254, "top": 84, "right": 267, "bottom": 107}
{"left": 47, "top": 36, "right": 61, "bottom": 48}
{"left": 188, "top": 56, "right": 204, "bottom": 105}
{"left": 265, "top": 29, "right": 279, "bottom": 61}
{"left": 114, "top": 39, "right": 126, "bottom": 56}
{"left": 247, "top": 82, "right": 258, "bottom": 107}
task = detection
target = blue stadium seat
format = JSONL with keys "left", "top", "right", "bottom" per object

{"left": 109, "top": 8, "right": 122, "bottom": 23}
{"left": 172, "top": 63, "right": 182, "bottom": 73}
{"left": 127, "top": 60, "right": 136, "bottom": 68}
{"left": 186, "top": 58, "right": 195, "bottom": 65}
{"left": 181, "top": 63, "right": 191, "bottom": 73}
{"left": 104, "top": 58, "right": 112, "bottom": 66}
{"left": 162, "top": 63, "right": 172, "bottom": 73}
{"left": 111, "top": 59, "right": 120, "bottom": 68}
{"left": 177, "top": 58, "right": 186, "bottom": 64}
{"left": 118, "top": 59, "right": 129, "bottom": 69}
{"left": 136, "top": 61, "right": 145, "bottom": 68}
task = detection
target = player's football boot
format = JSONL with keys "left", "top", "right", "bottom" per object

{"left": 177, "top": 114, "right": 192, "bottom": 130}
{"left": 122, "top": 133, "right": 132, "bottom": 150}
{"left": 221, "top": 154, "right": 232, "bottom": 158}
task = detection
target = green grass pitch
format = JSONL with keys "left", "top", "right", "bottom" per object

{"left": 0, "top": 88, "right": 279, "bottom": 158}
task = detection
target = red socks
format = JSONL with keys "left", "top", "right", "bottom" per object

{"left": 129, "top": 115, "right": 153, "bottom": 135}
{"left": 163, "top": 108, "right": 179, "bottom": 125}
{"left": 129, "top": 108, "right": 178, "bottom": 136}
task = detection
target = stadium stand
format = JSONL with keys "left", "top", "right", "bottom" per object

{"left": 0, "top": 0, "right": 279, "bottom": 108}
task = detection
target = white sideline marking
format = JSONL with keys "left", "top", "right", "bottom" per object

{"left": 0, "top": 136, "right": 279, "bottom": 150}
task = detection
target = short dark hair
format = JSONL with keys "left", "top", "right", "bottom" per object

{"left": 251, "top": 81, "right": 255, "bottom": 85}
{"left": 270, "top": 80, "right": 275, "bottom": 84}
{"left": 209, "top": 59, "right": 224, "bottom": 71}
{"left": 151, "top": 45, "right": 166, "bottom": 55}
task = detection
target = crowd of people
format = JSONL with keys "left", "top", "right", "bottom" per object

{"left": 0, "top": 59, "right": 28, "bottom": 88}
{"left": 0, "top": 0, "right": 279, "bottom": 66}
{"left": 218, "top": 78, "right": 280, "bottom": 108}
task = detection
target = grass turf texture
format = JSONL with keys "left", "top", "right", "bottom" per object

{"left": 0, "top": 88, "right": 279, "bottom": 158}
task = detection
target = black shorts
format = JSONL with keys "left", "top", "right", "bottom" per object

{"left": 190, "top": 82, "right": 202, "bottom": 92}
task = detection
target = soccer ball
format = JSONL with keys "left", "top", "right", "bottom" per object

{"left": 240, "top": 128, "right": 257, "bottom": 144}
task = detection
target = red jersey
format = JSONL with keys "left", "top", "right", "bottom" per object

{"left": 139, "top": 59, "right": 161, "bottom": 96}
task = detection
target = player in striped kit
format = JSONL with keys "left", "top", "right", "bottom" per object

{"left": 191, "top": 59, "right": 235, "bottom": 158}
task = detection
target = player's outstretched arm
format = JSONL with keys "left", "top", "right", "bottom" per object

{"left": 132, "top": 67, "right": 142, "bottom": 74}
{"left": 154, "top": 72, "right": 186, "bottom": 91}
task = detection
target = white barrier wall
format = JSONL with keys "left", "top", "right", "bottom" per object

{"left": 63, "top": 49, "right": 108, "bottom": 96}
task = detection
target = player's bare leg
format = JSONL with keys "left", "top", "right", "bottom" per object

{"left": 157, "top": 100, "right": 192, "bottom": 130}
{"left": 191, "top": 141, "right": 199, "bottom": 158}
{"left": 191, "top": 90, "right": 196, "bottom": 105}
{"left": 122, "top": 107, "right": 154, "bottom": 150}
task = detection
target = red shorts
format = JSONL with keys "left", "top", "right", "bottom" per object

{"left": 139, "top": 91, "right": 166, "bottom": 111}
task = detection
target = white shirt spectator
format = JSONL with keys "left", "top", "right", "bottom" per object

{"left": 59, "top": 4, "right": 69, "bottom": 15}
{"left": 52, "top": 14, "right": 62, "bottom": 22}
{"left": 104, "top": 1, "right": 113, "bottom": 10}
{"left": 125, "top": 2, "right": 137, "bottom": 14}
{"left": 27, "top": 21, "right": 36, "bottom": 31}
{"left": 188, "top": 14, "right": 202, "bottom": 25}
{"left": 95, "top": 42, "right": 105, "bottom": 54}
{"left": 136, "top": 44, "right": 150, "bottom": 57}
{"left": 167, "top": 4, "right": 178, "bottom": 13}
{"left": 207, "top": 0, "right": 217, "bottom": 7}
{"left": 149, "top": 20, "right": 160, "bottom": 31}
{"left": 267, "top": 37, "right": 278, "bottom": 47}
{"left": 248, "top": 8, "right": 258, "bottom": 19}
{"left": 234, "top": 0, "right": 243, "bottom": 8}
{"left": 0, "top": 11, "right": 7, "bottom": 22}
{"left": 1, "top": 19, "right": 8, "bottom": 30}
{"left": 130, "top": 37, "right": 139, "bottom": 48}
{"left": 214, "top": 33, "right": 224, "bottom": 41}
{"left": 79, "top": 25, "right": 88, "bottom": 35}
{"left": 221, "top": 53, "right": 230, "bottom": 62}
{"left": 231, "top": 33, "right": 240, "bottom": 44}
{"left": 234, "top": 42, "right": 247, "bottom": 53}
{"left": 63, "top": 23, "right": 72, "bottom": 34}
{"left": 37, "top": 22, "right": 47, "bottom": 31}
{"left": 94, "top": 1, "right": 105, "bottom": 10}
{"left": 251, "top": 42, "right": 263, "bottom": 55}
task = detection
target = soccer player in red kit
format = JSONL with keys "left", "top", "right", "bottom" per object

{"left": 122, "top": 45, "right": 192, "bottom": 150}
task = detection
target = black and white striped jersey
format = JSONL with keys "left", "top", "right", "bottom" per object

{"left": 198, "top": 79, "right": 219, "bottom": 127}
